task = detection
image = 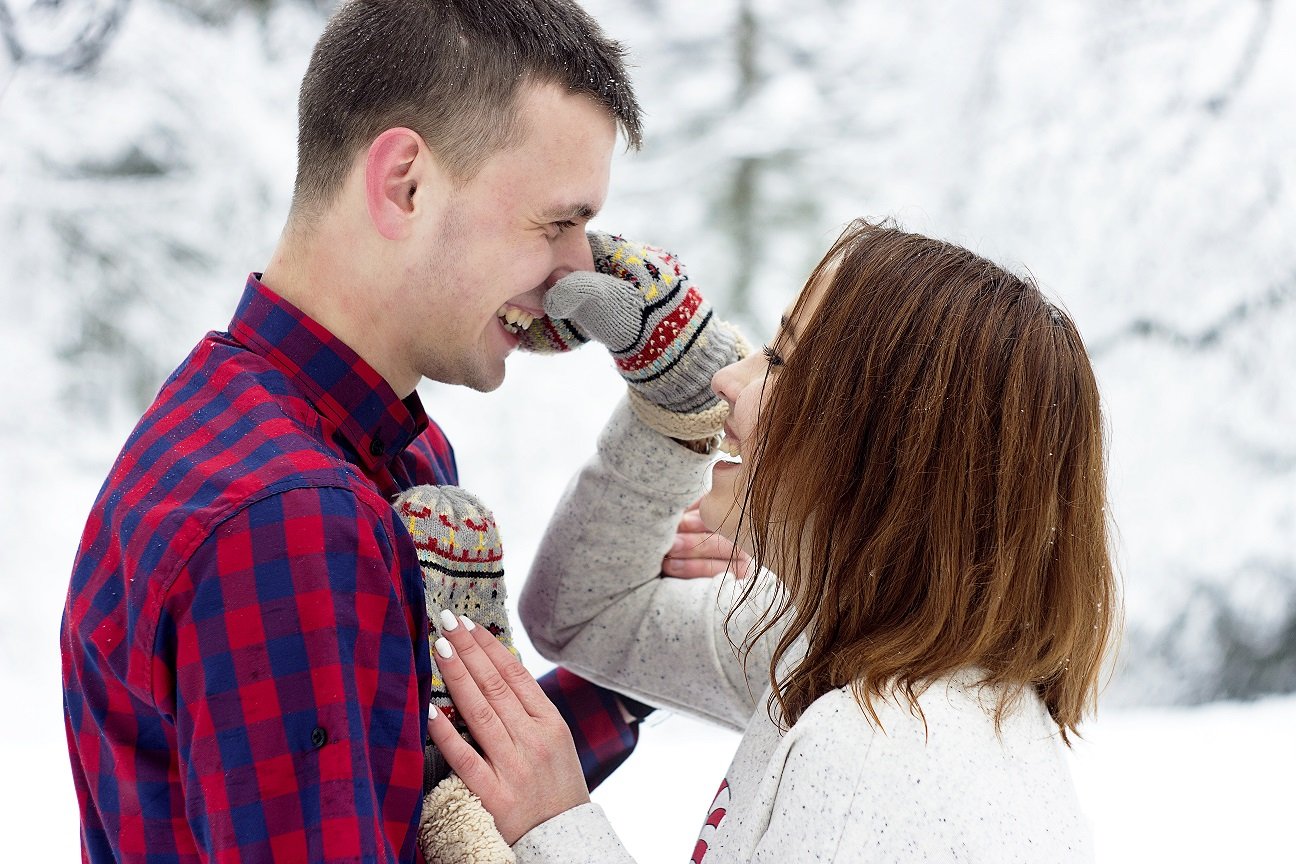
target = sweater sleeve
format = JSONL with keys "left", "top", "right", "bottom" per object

{"left": 512, "top": 803, "right": 638, "bottom": 864}
{"left": 511, "top": 702, "right": 878, "bottom": 864}
{"left": 519, "top": 398, "right": 780, "bottom": 731}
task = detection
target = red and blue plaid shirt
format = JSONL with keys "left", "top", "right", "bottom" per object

{"left": 62, "top": 275, "right": 641, "bottom": 863}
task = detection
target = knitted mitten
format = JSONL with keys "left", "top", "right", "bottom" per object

{"left": 519, "top": 231, "right": 750, "bottom": 443}
{"left": 392, "top": 485, "right": 515, "bottom": 790}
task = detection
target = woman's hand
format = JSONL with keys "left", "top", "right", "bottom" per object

{"left": 426, "top": 613, "right": 591, "bottom": 845}
{"left": 521, "top": 231, "right": 747, "bottom": 446}
{"left": 661, "top": 501, "right": 755, "bottom": 579}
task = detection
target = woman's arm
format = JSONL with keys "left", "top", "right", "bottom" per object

{"left": 520, "top": 398, "right": 780, "bottom": 731}
{"left": 425, "top": 625, "right": 869, "bottom": 864}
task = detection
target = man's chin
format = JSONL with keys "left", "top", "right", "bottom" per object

{"left": 461, "top": 360, "right": 507, "bottom": 393}
{"left": 470, "top": 378, "right": 505, "bottom": 394}
{"left": 425, "top": 357, "right": 506, "bottom": 393}
{"left": 456, "top": 374, "right": 504, "bottom": 394}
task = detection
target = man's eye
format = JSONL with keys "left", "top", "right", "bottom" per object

{"left": 552, "top": 220, "right": 577, "bottom": 235}
{"left": 762, "top": 344, "right": 784, "bottom": 367}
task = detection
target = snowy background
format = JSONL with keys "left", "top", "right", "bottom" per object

{"left": 1, "top": 0, "right": 1293, "bottom": 860}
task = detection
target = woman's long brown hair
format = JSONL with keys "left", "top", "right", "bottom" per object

{"left": 734, "top": 219, "right": 1118, "bottom": 743}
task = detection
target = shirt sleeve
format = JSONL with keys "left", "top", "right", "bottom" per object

{"left": 537, "top": 666, "right": 642, "bottom": 792}
{"left": 158, "top": 484, "right": 430, "bottom": 863}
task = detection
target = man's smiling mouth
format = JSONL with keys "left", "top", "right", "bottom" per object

{"left": 497, "top": 302, "right": 539, "bottom": 335}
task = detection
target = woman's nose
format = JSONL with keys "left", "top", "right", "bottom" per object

{"left": 711, "top": 361, "right": 738, "bottom": 405}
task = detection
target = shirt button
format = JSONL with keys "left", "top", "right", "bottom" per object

{"left": 369, "top": 438, "right": 385, "bottom": 458}
{"left": 311, "top": 726, "right": 328, "bottom": 749}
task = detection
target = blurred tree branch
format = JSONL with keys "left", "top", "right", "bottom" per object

{"left": 1204, "top": 0, "right": 1272, "bottom": 115}
{"left": 0, "top": 1, "right": 19, "bottom": 64}
{"left": 0, "top": 0, "right": 132, "bottom": 73}
{"left": 1090, "top": 270, "right": 1294, "bottom": 355}
{"left": 722, "top": 0, "right": 760, "bottom": 319}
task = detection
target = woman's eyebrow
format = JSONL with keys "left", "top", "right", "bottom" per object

{"left": 779, "top": 315, "right": 798, "bottom": 343}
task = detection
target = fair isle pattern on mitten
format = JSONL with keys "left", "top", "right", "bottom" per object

{"left": 626, "top": 320, "right": 753, "bottom": 444}
{"left": 392, "top": 485, "right": 515, "bottom": 790}
{"left": 542, "top": 232, "right": 746, "bottom": 440}
{"left": 591, "top": 234, "right": 735, "bottom": 417}
{"left": 516, "top": 312, "right": 589, "bottom": 354}
{"left": 418, "top": 774, "right": 516, "bottom": 864}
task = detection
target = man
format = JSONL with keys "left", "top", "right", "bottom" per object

{"left": 62, "top": 1, "right": 655, "bottom": 860}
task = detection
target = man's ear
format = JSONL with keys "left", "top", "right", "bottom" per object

{"left": 364, "top": 128, "right": 440, "bottom": 240}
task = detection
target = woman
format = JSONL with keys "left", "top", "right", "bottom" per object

{"left": 428, "top": 219, "right": 1118, "bottom": 862}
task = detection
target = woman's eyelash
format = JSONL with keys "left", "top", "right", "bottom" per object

{"left": 762, "top": 344, "right": 784, "bottom": 367}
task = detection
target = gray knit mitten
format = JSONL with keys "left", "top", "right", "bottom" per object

{"left": 519, "top": 231, "right": 749, "bottom": 443}
{"left": 392, "top": 485, "right": 515, "bottom": 790}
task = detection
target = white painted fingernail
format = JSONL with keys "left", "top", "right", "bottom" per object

{"left": 460, "top": 615, "right": 476, "bottom": 631}
{"left": 439, "top": 609, "right": 459, "bottom": 631}
{"left": 434, "top": 637, "right": 453, "bottom": 659}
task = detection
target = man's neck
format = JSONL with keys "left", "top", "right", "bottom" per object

{"left": 262, "top": 219, "right": 419, "bottom": 398}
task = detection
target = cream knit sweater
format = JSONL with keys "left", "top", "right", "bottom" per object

{"left": 517, "top": 399, "right": 1093, "bottom": 863}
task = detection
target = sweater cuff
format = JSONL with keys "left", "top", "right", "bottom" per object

{"left": 597, "top": 398, "right": 713, "bottom": 499}
{"left": 514, "top": 803, "right": 634, "bottom": 864}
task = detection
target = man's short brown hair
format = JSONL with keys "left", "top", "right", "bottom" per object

{"left": 292, "top": 0, "right": 641, "bottom": 219}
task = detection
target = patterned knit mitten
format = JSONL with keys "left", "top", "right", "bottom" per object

{"left": 392, "top": 484, "right": 515, "bottom": 791}
{"left": 519, "top": 231, "right": 749, "bottom": 443}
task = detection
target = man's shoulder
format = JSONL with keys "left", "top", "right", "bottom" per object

{"left": 91, "top": 334, "right": 382, "bottom": 570}
{"left": 66, "top": 333, "right": 404, "bottom": 695}
{"left": 149, "top": 330, "right": 365, "bottom": 486}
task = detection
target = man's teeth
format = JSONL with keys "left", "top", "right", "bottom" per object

{"left": 497, "top": 305, "right": 536, "bottom": 335}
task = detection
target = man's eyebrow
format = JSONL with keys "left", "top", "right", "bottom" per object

{"left": 540, "top": 203, "right": 598, "bottom": 222}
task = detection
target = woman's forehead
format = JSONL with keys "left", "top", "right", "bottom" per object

{"left": 784, "top": 259, "right": 839, "bottom": 333}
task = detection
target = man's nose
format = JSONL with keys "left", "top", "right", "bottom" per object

{"left": 550, "top": 229, "right": 595, "bottom": 282}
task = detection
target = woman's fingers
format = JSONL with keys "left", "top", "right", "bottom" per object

{"left": 670, "top": 530, "right": 741, "bottom": 561}
{"left": 431, "top": 626, "right": 518, "bottom": 762}
{"left": 464, "top": 620, "right": 563, "bottom": 719}
{"left": 429, "top": 616, "right": 591, "bottom": 844}
{"left": 436, "top": 610, "right": 532, "bottom": 726}
{"left": 662, "top": 555, "right": 724, "bottom": 578}
{"left": 663, "top": 524, "right": 755, "bottom": 580}
{"left": 676, "top": 505, "right": 709, "bottom": 533}
{"left": 426, "top": 705, "right": 495, "bottom": 792}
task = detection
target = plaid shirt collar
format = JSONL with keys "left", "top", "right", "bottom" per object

{"left": 229, "top": 274, "right": 429, "bottom": 472}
